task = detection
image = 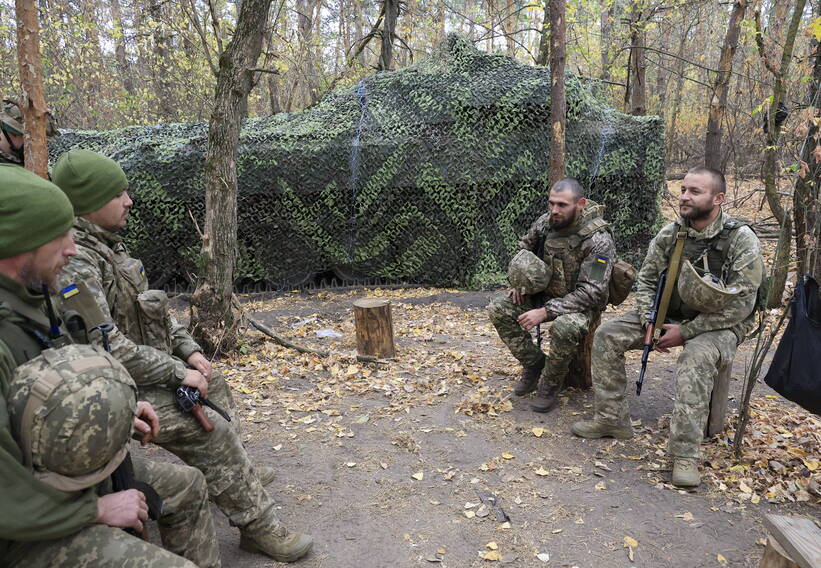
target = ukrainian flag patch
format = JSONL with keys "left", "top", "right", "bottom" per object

{"left": 60, "top": 284, "right": 79, "bottom": 299}
{"left": 590, "top": 256, "right": 609, "bottom": 281}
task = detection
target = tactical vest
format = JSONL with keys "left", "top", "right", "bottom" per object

{"left": 75, "top": 231, "right": 174, "bottom": 353}
{"left": 0, "top": 302, "right": 69, "bottom": 367}
{"left": 670, "top": 217, "right": 746, "bottom": 319}
{"left": 539, "top": 216, "right": 610, "bottom": 299}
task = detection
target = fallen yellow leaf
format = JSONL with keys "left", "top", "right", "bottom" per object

{"left": 486, "top": 542, "right": 498, "bottom": 550}
{"left": 717, "top": 553, "right": 728, "bottom": 565}
{"left": 624, "top": 536, "right": 639, "bottom": 548}
{"left": 532, "top": 427, "right": 545, "bottom": 437}
{"left": 480, "top": 550, "right": 501, "bottom": 561}
{"left": 411, "top": 472, "right": 424, "bottom": 480}
{"left": 535, "top": 467, "right": 549, "bottom": 476}
{"left": 501, "top": 452, "right": 515, "bottom": 460}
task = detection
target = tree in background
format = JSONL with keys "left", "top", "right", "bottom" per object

{"left": 549, "top": 0, "right": 566, "bottom": 183}
{"left": 14, "top": 0, "right": 48, "bottom": 177}
{"left": 190, "top": 0, "right": 275, "bottom": 352}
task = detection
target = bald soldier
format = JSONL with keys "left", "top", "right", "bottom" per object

{"left": 572, "top": 167, "right": 764, "bottom": 487}
{"left": 52, "top": 149, "right": 312, "bottom": 562}
{"left": 489, "top": 178, "right": 617, "bottom": 413}
{"left": 0, "top": 164, "right": 219, "bottom": 567}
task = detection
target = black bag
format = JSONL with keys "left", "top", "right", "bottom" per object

{"left": 763, "top": 275, "right": 821, "bottom": 415}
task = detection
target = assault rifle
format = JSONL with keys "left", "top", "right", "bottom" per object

{"left": 175, "top": 385, "right": 232, "bottom": 432}
{"left": 636, "top": 270, "right": 667, "bottom": 396}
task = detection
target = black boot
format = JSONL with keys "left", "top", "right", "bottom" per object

{"left": 530, "top": 385, "right": 559, "bottom": 413}
{"left": 514, "top": 357, "right": 545, "bottom": 396}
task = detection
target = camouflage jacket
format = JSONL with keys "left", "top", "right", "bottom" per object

{"left": 634, "top": 210, "right": 764, "bottom": 342}
{"left": 0, "top": 274, "right": 97, "bottom": 550}
{"left": 56, "top": 217, "right": 202, "bottom": 395}
{"left": 518, "top": 201, "right": 617, "bottom": 319}
{"left": 0, "top": 148, "right": 22, "bottom": 165}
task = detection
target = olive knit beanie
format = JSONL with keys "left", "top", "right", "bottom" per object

{"left": 52, "top": 149, "right": 128, "bottom": 215}
{"left": 0, "top": 164, "right": 75, "bottom": 258}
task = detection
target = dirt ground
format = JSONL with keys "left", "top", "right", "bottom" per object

{"left": 142, "top": 285, "right": 819, "bottom": 568}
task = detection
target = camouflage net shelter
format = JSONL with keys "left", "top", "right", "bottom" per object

{"left": 51, "top": 34, "right": 664, "bottom": 290}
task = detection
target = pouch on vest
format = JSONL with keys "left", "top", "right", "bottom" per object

{"left": 608, "top": 259, "right": 636, "bottom": 306}
{"left": 763, "top": 275, "right": 821, "bottom": 415}
{"left": 59, "top": 281, "right": 110, "bottom": 345}
{"left": 136, "top": 290, "right": 172, "bottom": 353}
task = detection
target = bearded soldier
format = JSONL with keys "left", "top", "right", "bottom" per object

{"left": 489, "top": 178, "right": 617, "bottom": 413}
{"left": 572, "top": 167, "right": 764, "bottom": 488}
{"left": 0, "top": 164, "right": 220, "bottom": 567}
{"left": 52, "top": 149, "right": 312, "bottom": 562}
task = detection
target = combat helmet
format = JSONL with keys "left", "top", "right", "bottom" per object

{"left": 0, "top": 98, "right": 60, "bottom": 137}
{"left": 7, "top": 344, "right": 137, "bottom": 491}
{"left": 677, "top": 258, "right": 740, "bottom": 313}
{"left": 508, "top": 249, "right": 553, "bottom": 295}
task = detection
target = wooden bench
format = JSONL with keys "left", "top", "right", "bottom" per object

{"left": 759, "top": 514, "right": 821, "bottom": 568}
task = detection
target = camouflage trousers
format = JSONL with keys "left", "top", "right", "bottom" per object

{"left": 488, "top": 294, "right": 591, "bottom": 388}
{"left": 5, "top": 458, "right": 219, "bottom": 568}
{"left": 141, "top": 370, "right": 280, "bottom": 533}
{"left": 591, "top": 310, "right": 737, "bottom": 458}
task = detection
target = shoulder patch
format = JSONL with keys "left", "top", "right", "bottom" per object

{"left": 60, "top": 284, "right": 79, "bottom": 299}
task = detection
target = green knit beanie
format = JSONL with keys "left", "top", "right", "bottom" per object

{"left": 0, "top": 164, "right": 75, "bottom": 258}
{"left": 52, "top": 149, "right": 128, "bottom": 215}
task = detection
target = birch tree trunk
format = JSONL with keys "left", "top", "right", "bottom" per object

{"left": 15, "top": 0, "right": 49, "bottom": 178}
{"left": 190, "top": 0, "right": 274, "bottom": 353}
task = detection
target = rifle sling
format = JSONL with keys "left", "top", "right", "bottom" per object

{"left": 653, "top": 227, "right": 688, "bottom": 341}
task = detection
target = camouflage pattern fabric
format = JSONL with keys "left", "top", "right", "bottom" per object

{"left": 517, "top": 202, "right": 616, "bottom": 317}
{"left": 507, "top": 249, "right": 552, "bottom": 295}
{"left": 633, "top": 211, "right": 764, "bottom": 342}
{"left": 590, "top": 210, "right": 763, "bottom": 459}
{"left": 488, "top": 293, "right": 591, "bottom": 389}
{"left": 0, "top": 148, "right": 21, "bottom": 165}
{"left": 4, "top": 524, "right": 197, "bottom": 567}
{"left": 49, "top": 34, "right": 664, "bottom": 291}
{"left": 590, "top": 310, "right": 737, "bottom": 458}
{"left": 56, "top": 219, "right": 281, "bottom": 533}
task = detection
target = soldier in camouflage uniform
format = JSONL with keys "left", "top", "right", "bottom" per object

{"left": 488, "top": 178, "right": 616, "bottom": 413}
{"left": 0, "top": 98, "right": 59, "bottom": 165}
{"left": 52, "top": 149, "right": 313, "bottom": 562}
{"left": 0, "top": 164, "right": 220, "bottom": 567}
{"left": 572, "top": 167, "right": 764, "bottom": 487}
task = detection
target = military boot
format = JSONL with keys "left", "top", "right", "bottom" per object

{"left": 571, "top": 420, "right": 633, "bottom": 439}
{"left": 529, "top": 385, "right": 559, "bottom": 413}
{"left": 240, "top": 522, "right": 313, "bottom": 563}
{"left": 257, "top": 465, "right": 276, "bottom": 486}
{"left": 672, "top": 458, "right": 701, "bottom": 487}
{"left": 514, "top": 356, "right": 545, "bottom": 396}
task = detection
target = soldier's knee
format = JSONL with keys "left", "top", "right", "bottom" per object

{"left": 487, "top": 296, "right": 511, "bottom": 323}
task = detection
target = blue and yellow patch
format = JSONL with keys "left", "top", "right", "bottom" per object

{"left": 60, "top": 284, "right": 79, "bottom": 299}
{"left": 590, "top": 256, "right": 609, "bottom": 281}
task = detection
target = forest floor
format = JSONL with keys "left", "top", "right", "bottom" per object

{"left": 140, "top": 179, "right": 820, "bottom": 567}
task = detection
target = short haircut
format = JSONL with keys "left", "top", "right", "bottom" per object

{"left": 687, "top": 166, "right": 726, "bottom": 195}
{"left": 550, "top": 177, "right": 586, "bottom": 200}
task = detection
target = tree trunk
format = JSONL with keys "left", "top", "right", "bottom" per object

{"left": 599, "top": 0, "right": 612, "bottom": 81}
{"left": 378, "top": 0, "right": 399, "bottom": 71}
{"left": 190, "top": 0, "right": 274, "bottom": 353}
{"left": 148, "top": 0, "right": 176, "bottom": 120}
{"left": 548, "top": 0, "right": 566, "bottom": 184}
{"left": 666, "top": 11, "right": 693, "bottom": 162}
{"left": 767, "top": 215, "right": 792, "bottom": 308}
{"left": 759, "top": 0, "right": 806, "bottom": 227}
{"left": 626, "top": 1, "right": 646, "bottom": 116}
{"left": 536, "top": 0, "right": 549, "bottom": 66}
{"left": 704, "top": 0, "right": 748, "bottom": 170}
{"left": 15, "top": 0, "right": 49, "bottom": 178}
{"left": 793, "top": 3, "right": 821, "bottom": 283}
{"left": 110, "top": 0, "right": 135, "bottom": 95}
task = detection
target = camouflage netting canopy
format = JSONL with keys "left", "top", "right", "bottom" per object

{"left": 51, "top": 34, "right": 664, "bottom": 291}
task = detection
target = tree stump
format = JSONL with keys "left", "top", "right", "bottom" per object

{"left": 705, "top": 358, "right": 733, "bottom": 438}
{"left": 353, "top": 299, "right": 396, "bottom": 359}
{"left": 562, "top": 313, "right": 601, "bottom": 390}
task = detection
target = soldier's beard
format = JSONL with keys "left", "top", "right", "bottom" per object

{"left": 18, "top": 260, "right": 58, "bottom": 293}
{"left": 680, "top": 202, "right": 714, "bottom": 222}
{"left": 551, "top": 209, "right": 579, "bottom": 230}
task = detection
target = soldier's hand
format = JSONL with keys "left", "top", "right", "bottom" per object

{"left": 654, "top": 324, "right": 684, "bottom": 352}
{"left": 134, "top": 401, "right": 160, "bottom": 446}
{"left": 507, "top": 288, "right": 525, "bottom": 305}
{"left": 96, "top": 489, "right": 149, "bottom": 533}
{"left": 182, "top": 369, "right": 209, "bottom": 398}
{"left": 187, "top": 351, "right": 212, "bottom": 380}
{"left": 517, "top": 308, "right": 547, "bottom": 331}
